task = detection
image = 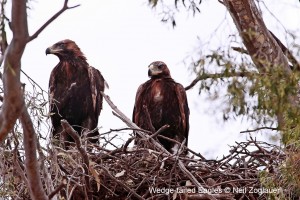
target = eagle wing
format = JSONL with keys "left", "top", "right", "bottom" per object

{"left": 88, "top": 66, "right": 106, "bottom": 118}
{"left": 132, "top": 83, "right": 145, "bottom": 123}
{"left": 48, "top": 70, "right": 56, "bottom": 115}
{"left": 174, "top": 83, "right": 190, "bottom": 145}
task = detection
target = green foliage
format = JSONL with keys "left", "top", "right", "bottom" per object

{"left": 260, "top": 170, "right": 288, "bottom": 199}
{"left": 192, "top": 45, "right": 300, "bottom": 198}
{"left": 260, "top": 146, "right": 300, "bottom": 199}
{"left": 192, "top": 46, "right": 300, "bottom": 133}
{"left": 148, "top": 0, "right": 202, "bottom": 27}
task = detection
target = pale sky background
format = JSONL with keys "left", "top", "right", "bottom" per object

{"left": 4, "top": 0, "right": 300, "bottom": 158}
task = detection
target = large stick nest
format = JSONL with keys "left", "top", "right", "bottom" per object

{"left": 0, "top": 93, "right": 291, "bottom": 200}
{"left": 48, "top": 135, "right": 284, "bottom": 200}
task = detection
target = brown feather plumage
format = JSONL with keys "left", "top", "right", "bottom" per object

{"left": 133, "top": 61, "right": 189, "bottom": 154}
{"left": 46, "top": 39, "right": 106, "bottom": 147}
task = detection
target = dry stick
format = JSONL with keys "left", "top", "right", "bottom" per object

{"left": 122, "top": 136, "right": 134, "bottom": 152}
{"left": 184, "top": 71, "right": 253, "bottom": 91}
{"left": 13, "top": 143, "right": 29, "bottom": 188}
{"left": 167, "top": 138, "right": 187, "bottom": 192}
{"left": 156, "top": 134, "right": 206, "bottom": 160}
{"left": 101, "top": 92, "right": 218, "bottom": 200}
{"left": 142, "top": 105, "right": 156, "bottom": 132}
{"left": 240, "top": 126, "right": 278, "bottom": 133}
{"left": 21, "top": 109, "right": 48, "bottom": 200}
{"left": 99, "top": 166, "right": 144, "bottom": 200}
{"left": 21, "top": 69, "right": 47, "bottom": 94}
{"left": 148, "top": 124, "right": 170, "bottom": 139}
{"left": 48, "top": 181, "right": 66, "bottom": 200}
{"left": 104, "top": 127, "right": 152, "bottom": 135}
{"left": 60, "top": 120, "right": 92, "bottom": 200}
{"left": 36, "top": 137, "right": 56, "bottom": 198}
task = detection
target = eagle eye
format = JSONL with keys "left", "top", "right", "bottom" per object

{"left": 57, "top": 42, "right": 65, "bottom": 48}
{"left": 157, "top": 65, "right": 163, "bottom": 70}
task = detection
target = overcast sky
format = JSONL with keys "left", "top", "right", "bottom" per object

{"left": 4, "top": 0, "right": 300, "bottom": 158}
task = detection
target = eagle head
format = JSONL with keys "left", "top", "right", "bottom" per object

{"left": 46, "top": 39, "right": 86, "bottom": 60}
{"left": 148, "top": 61, "right": 171, "bottom": 78}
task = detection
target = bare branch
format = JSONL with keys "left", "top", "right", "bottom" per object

{"left": 148, "top": 124, "right": 170, "bottom": 139}
{"left": 21, "top": 109, "right": 47, "bottom": 200}
{"left": 0, "top": 0, "right": 28, "bottom": 143}
{"left": 232, "top": 46, "right": 248, "bottom": 54}
{"left": 240, "top": 126, "right": 279, "bottom": 133}
{"left": 103, "top": 127, "right": 152, "bottom": 135}
{"left": 60, "top": 119, "right": 91, "bottom": 200}
{"left": 48, "top": 179, "right": 66, "bottom": 200}
{"left": 223, "top": 0, "right": 290, "bottom": 72}
{"left": 142, "top": 105, "right": 156, "bottom": 132}
{"left": 27, "top": 0, "right": 80, "bottom": 42}
{"left": 99, "top": 165, "right": 145, "bottom": 200}
{"left": 13, "top": 142, "right": 29, "bottom": 188}
{"left": 21, "top": 69, "right": 48, "bottom": 94}
{"left": 185, "top": 71, "right": 253, "bottom": 91}
{"left": 269, "top": 30, "right": 300, "bottom": 71}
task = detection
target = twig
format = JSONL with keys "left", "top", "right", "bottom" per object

{"left": 21, "top": 69, "right": 47, "bottom": 94}
{"left": 98, "top": 165, "right": 145, "bottom": 200}
{"left": 240, "top": 126, "right": 278, "bottom": 133}
{"left": 185, "top": 71, "right": 253, "bottom": 91}
{"left": 27, "top": 0, "right": 80, "bottom": 42}
{"left": 148, "top": 124, "right": 170, "bottom": 139}
{"left": 103, "top": 127, "right": 152, "bottom": 135}
{"left": 60, "top": 119, "right": 91, "bottom": 200}
{"left": 48, "top": 180, "right": 66, "bottom": 200}
{"left": 13, "top": 141, "right": 29, "bottom": 188}
{"left": 142, "top": 105, "right": 156, "bottom": 132}
{"left": 122, "top": 136, "right": 134, "bottom": 152}
{"left": 102, "top": 92, "right": 169, "bottom": 154}
{"left": 232, "top": 46, "right": 248, "bottom": 54}
{"left": 37, "top": 137, "right": 55, "bottom": 197}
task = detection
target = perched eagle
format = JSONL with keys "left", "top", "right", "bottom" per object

{"left": 46, "top": 39, "right": 106, "bottom": 146}
{"left": 132, "top": 61, "right": 189, "bottom": 153}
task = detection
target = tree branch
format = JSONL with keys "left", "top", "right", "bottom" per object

{"left": 0, "top": 0, "right": 28, "bottom": 143}
{"left": 99, "top": 165, "right": 144, "bottom": 200}
{"left": 48, "top": 180, "right": 66, "bottom": 200}
{"left": 223, "top": 0, "right": 290, "bottom": 73}
{"left": 0, "top": 1, "right": 83, "bottom": 199}
{"left": 13, "top": 141, "right": 29, "bottom": 188}
{"left": 148, "top": 124, "right": 170, "bottom": 139}
{"left": 27, "top": 0, "right": 80, "bottom": 42}
{"left": 60, "top": 119, "right": 91, "bottom": 200}
{"left": 240, "top": 126, "right": 279, "bottom": 133}
{"left": 21, "top": 109, "right": 47, "bottom": 200}
{"left": 185, "top": 71, "right": 253, "bottom": 91}
{"left": 268, "top": 30, "right": 300, "bottom": 71}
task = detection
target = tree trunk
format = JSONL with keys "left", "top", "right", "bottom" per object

{"left": 222, "top": 0, "right": 298, "bottom": 128}
{"left": 223, "top": 0, "right": 290, "bottom": 73}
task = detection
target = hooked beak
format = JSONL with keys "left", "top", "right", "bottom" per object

{"left": 45, "top": 47, "right": 51, "bottom": 55}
